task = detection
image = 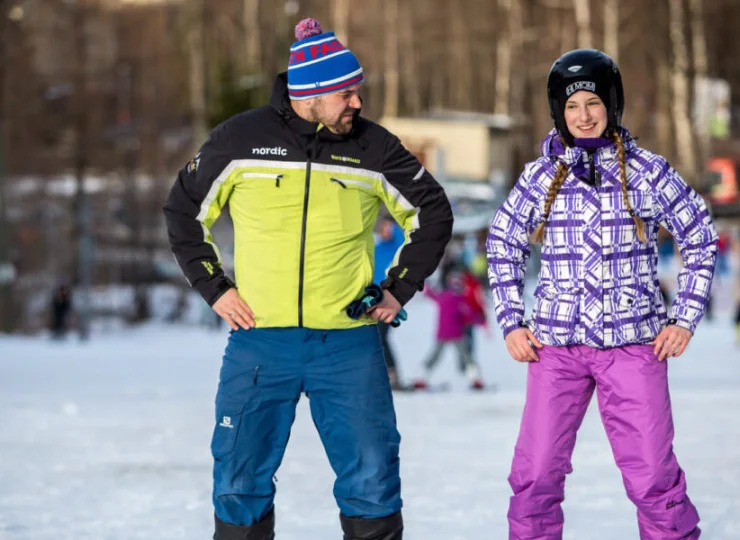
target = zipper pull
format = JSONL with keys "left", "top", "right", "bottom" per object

{"left": 587, "top": 152, "right": 595, "bottom": 185}
{"left": 587, "top": 152, "right": 601, "bottom": 187}
{"left": 275, "top": 174, "right": 283, "bottom": 188}
{"left": 331, "top": 178, "right": 347, "bottom": 189}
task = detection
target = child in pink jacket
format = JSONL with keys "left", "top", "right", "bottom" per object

{"left": 414, "top": 272, "right": 485, "bottom": 390}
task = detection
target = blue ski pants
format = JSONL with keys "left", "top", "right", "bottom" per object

{"left": 211, "top": 325, "right": 402, "bottom": 526}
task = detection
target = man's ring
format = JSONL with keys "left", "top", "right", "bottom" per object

{"left": 228, "top": 311, "right": 235, "bottom": 318}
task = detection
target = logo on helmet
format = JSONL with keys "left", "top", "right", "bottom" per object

{"left": 565, "top": 81, "right": 596, "bottom": 96}
{"left": 567, "top": 65, "right": 583, "bottom": 73}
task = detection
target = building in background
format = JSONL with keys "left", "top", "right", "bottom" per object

{"left": 380, "top": 110, "right": 520, "bottom": 236}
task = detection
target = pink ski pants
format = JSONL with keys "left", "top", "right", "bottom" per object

{"left": 508, "top": 344, "right": 700, "bottom": 539}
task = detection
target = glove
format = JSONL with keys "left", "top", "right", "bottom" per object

{"left": 345, "top": 284, "right": 408, "bottom": 328}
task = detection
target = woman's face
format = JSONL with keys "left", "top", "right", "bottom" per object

{"left": 564, "top": 90, "right": 608, "bottom": 139}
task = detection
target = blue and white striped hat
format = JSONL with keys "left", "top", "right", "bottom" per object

{"left": 287, "top": 18, "right": 364, "bottom": 100}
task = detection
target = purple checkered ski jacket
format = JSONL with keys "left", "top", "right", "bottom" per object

{"left": 487, "top": 128, "right": 718, "bottom": 349}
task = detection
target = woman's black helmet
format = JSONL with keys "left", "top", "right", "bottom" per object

{"left": 547, "top": 49, "right": 624, "bottom": 146}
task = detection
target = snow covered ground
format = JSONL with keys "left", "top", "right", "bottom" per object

{"left": 1, "top": 294, "right": 739, "bottom": 539}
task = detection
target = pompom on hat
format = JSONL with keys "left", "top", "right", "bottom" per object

{"left": 287, "top": 18, "right": 364, "bottom": 100}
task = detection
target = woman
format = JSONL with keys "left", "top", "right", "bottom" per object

{"left": 487, "top": 49, "right": 717, "bottom": 539}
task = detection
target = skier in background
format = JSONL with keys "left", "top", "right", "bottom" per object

{"left": 414, "top": 270, "right": 485, "bottom": 390}
{"left": 460, "top": 264, "right": 489, "bottom": 359}
{"left": 50, "top": 284, "right": 72, "bottom": 339}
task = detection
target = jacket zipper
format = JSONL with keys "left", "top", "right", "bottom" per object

{"left": 298, "top": 135, "right": 319, "bottom": 327}
{"left": 587, "top": 151, "right": 601, "bottom": 187}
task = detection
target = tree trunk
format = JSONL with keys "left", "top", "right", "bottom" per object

{"left": 331, "top": 0, "right": 351, "bottom": 47}
{"left": 668, "top": 0, "right": 697, "bottom": 180}
{"left": 71, "top": 1, "right": 93, "bottom": 340}
{"left": 0, "top": 2, "right": 14, "bottom": 332}
{"left": 689, "top": 0, "right": 710, "bottom": 166}
{"left": 449, "top": 0, "right": 473, "bottom": 110}
{"left": 603, "top": 0, "right": 619, "bottom": 62}
{"left": 573, "top": 0, "right": 593, "bottom": 49}
{"left": 184, "top": 0, "right": 208, "bottom": 149}
{"left": 560, "top": 3, "right": 575, "bottom": 56}
{"left": 509, "top": 0, "right": 525, "bottom": 121}
{"left": 243, "top": 0, "right": 260, "bottom": 72}
{"left": 495, "top": 0, "right": 512, "bottom": 116}
{"left": 383, "top": 0, "right": 399, "bottom": 118}
{"left": 398, "top": 0, "right": 421, "bottom": 115}
{"left": 656, "top": 63, "right": 674, "bottom": 161}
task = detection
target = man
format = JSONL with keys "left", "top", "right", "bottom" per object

{"left": 373, "top": 215, "right": 406, "bottom": 389}
{"left": 163, "top": 18, "right": 453, "bottom": 540}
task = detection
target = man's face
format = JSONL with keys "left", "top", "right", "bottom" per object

{"left": 307, "top": 84, "right": 362, "bottom": 134}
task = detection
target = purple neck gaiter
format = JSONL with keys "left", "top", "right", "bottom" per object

{"left": 568, "top": 137, "right": 612, "bottom": 181}
{"left": 573, "top": 136, "right": 613, "bottom": 152}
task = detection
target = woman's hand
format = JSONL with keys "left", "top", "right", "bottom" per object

{"left": 505, "top": 327, "right": 543, "bottom": 362}
{"left": 651, "top": 324, "right": 692, "bottom": 361}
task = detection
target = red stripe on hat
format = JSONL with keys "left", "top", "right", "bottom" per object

{"left": 289, "top": 74, "right": 364, "bottom": 96}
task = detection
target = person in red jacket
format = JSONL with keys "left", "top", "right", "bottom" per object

{"left": 461, "top": 267, "right": 489, "bottom": 358}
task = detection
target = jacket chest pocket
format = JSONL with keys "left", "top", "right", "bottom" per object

{"left": 233, "top": 173, "right": 301, "bottom": 231}
{"left": 311, "top": 176, "right": 372, "bottom": 237}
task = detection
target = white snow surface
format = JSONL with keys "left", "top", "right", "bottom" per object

{"left": 1, "top": 295, "right": 739, "bottom": 539}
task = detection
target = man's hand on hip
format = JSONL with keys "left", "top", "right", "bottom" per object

{"left": 212, "top": 288, "right": 255, "bottom": 330}
{"left": 367, "top": 290, "right": 402, "bottom": 324}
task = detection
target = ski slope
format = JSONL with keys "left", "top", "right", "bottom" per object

{"left": 1, "top": 295, "right": 739, "bottom": 539}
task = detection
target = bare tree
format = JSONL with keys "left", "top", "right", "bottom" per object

{"left": 0, "top": 0, "right": 15, "bottom": 332}
{"left": 573, "top": 0, "right": 593, "bottom": 48}
{"left": 183, "top": 0, "right": 208, "bottom": 149}
{"left": 383, "top": 0, "right": 399, "bottom": 118}
{"left": 398, "top": 0, "right": 421, "bottom": 115}
{"left": 603, "top": 0, "right": 619, "bottom": 61}
{"left": 689, "top": 0, "right": 710, "bottom": 166}
{"left": 66, "top": 0, "right": 116, "bottom": 338}
{"left": 331, "top": 0, "right": 351, "bottom": 46}
{"left": 668, "top": 0, "right": 697, "bottom": 179}
{"left": 508, "top": 0, "right": 526, "bottom": 122}
{"left": 448, "top": 0, "right": 473, "bottom": 110}
{"left": 243, "top": 0, "right": 261, "bottom": 72}
{"left": 495, "top": 0, "right": 513, "bottom": 116}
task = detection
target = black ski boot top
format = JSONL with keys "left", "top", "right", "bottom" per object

{"left": 340, "top": 511, "right": 403, "bottom": 540}
{"left": 214, "top": 509, "right": 275, "bottom": 540}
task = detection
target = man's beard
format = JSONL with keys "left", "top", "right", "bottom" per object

{"left": 309, "top": 102, "right": 355, "bottom": 134}
{"left": 328, "top": 114, "right": 354, "bottom": 134}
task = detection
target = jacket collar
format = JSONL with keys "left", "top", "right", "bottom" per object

{"left": 540, "top": 127, "right": 637, "bottom": 167}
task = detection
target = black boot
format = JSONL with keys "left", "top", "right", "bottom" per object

{"left": 340, "top": 511, "right": 403, "bottom": 540}
{"left": 213, "top": 509, "right": 275, "bottom": 540}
